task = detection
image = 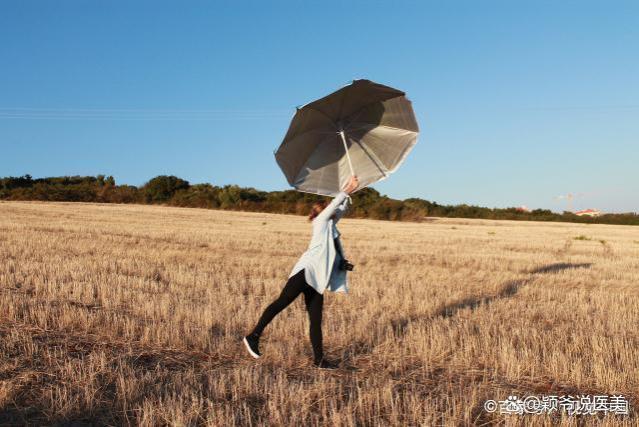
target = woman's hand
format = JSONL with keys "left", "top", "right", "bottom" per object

{"left": 342, "top": 175, "right": 359, "bottom": 194}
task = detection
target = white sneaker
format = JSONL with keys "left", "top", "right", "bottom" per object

{"left": 243, "top": 334, "right": 261, "bottom": 359}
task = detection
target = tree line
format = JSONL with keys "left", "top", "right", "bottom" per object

{"left": 1, "top": 174, "right": 638, "bottom": 225}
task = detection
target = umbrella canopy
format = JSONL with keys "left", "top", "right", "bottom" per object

{"left": 275, "top": 79, "right": 419, "bottom": 196}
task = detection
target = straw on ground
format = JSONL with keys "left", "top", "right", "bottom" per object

{"left": 1, "top": 201, "right": 638, "bottom": 426}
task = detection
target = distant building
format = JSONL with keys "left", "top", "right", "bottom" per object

{"left": 516, "top": 206, "right": 531, "bottom": 212}
{"left": 574, "top": 209, "right": 602, "bottom": 217}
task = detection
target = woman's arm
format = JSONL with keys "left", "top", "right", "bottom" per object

{"left": 333, "top": 197, "right": 350, "bottom": 223}
{"left": 314, "top": 176, "right": 358, "bottom": 224}
{"left": 314, "top": 191, "right": 349, "bottom": 224}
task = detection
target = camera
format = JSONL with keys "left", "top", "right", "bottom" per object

{"left": 339, "top": 259, "right": 354, "bottom": 271}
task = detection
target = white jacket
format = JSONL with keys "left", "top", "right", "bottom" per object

{"left": 289, "top": 191, "right": 350, "bottom": 294}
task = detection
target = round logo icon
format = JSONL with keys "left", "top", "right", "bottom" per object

{"left": 484, "top": 400, "right": 497, "bottom": 413}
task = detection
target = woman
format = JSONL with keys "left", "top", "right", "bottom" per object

{"left": 243, "top": 175, "right": 359, "bottom": 369}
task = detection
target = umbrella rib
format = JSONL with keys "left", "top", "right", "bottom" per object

{"left": 360, "top": 125, "right": 418, "bottom": 173}
{"left": 290, "top": 132, "right": 340, "bottom": 193}
{"left": 376, "top": 124, "right": 419, "bottom": 134}
{"left": 346, "top": 122, "right": 419, "bottom": 135}
{"left": 354, "top": 139, "right": 389, "bottom": 178}
{"left": 342, "top": 109, "right": 367, "bottom": 133}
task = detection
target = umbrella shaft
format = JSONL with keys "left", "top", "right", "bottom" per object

{"left": 339, "top": 131, "right": 355, "bottom": 177}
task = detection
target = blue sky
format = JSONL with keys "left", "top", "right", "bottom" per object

{"left": 1, "top": 0, "right": 638, "bottom": 213}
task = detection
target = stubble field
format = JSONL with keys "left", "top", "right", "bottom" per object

{"left": 0, "top": 201, "right": 638, "bottom": 426}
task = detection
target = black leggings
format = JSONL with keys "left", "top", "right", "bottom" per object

{"left": 250, "top": 269, "right": 324, "bottom": 362}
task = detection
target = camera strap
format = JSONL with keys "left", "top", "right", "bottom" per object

{"left": 333, "top": 237, "right": 345, "bottom": 260}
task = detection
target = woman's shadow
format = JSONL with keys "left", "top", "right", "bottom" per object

{"left": 340, "top": 262, "right": 592, "bottom": 368}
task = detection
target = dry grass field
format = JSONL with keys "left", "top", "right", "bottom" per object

{"left": 1, "top": 201, "right": 638, "bottom": 426}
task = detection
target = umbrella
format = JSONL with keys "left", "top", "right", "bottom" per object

{"left": 274, "top": 79, "right": 419, "bottom": 196}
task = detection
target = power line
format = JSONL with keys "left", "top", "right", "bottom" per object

{"left": 0, "top": 107, "right": 292, "bottom": 120}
